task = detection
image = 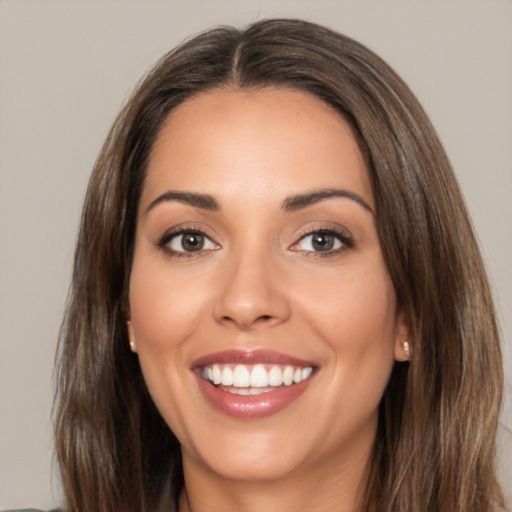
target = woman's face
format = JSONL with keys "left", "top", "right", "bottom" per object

{"left": 128, "top": 88, "right": 408, "bottom": 483}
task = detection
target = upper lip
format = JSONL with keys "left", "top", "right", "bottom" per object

{"left": 190, "top": 349, "right": 317, "bottom": 369}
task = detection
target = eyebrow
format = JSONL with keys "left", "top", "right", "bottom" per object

{"left": 281, "top": 188, "right": 373, "bottom": 213}
{"left": 144, "top": 187, "right": 373, "bottom": 216}
{"left": 144, "top": 190, "right": 220, "bottom": 216}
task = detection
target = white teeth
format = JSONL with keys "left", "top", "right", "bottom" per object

{"left": 226, "top": 387, "right": 273, "bottom": 396}
{"left": 221, "top": 366, "right": 233, "bottom": 386}
{"left": 212, "top": 364, "right": 222, "bottom": 385}
{"left": 250, "top": 364, "right": 269, "bottom": 387}
{"left": 233, "top": 365, "right": 251, "bottom": 387}
{"left": 283, "top": 366, "right": 294, "bottom": 385}
{"left": 202, "top": 363, "right": 315, "bottom": 389}
{"left": 268, "top": 366, "right": 283, "bottom": 386}
{"left": 301, "top": 367, "right": 313, "bottom": 380}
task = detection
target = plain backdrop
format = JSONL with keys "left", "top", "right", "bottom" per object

{"left": 0, "top": 1, "right": 511, "bottom": 509}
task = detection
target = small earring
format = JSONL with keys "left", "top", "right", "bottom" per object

{"left": 129, "top": 339, "right": 137, "bottom": 353}
{"left": 403, "top": 340, "right": 410, "bottom": 357}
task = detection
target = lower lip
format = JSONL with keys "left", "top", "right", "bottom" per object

{"left": 194, "top": 372, "right": 314, "bottom": 419}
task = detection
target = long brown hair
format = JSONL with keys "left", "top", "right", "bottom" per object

{"left": 54, "top": 18, "right": 504, "bottom": 512}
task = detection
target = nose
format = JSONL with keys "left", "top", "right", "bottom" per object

{"left": 213, "top": 247, "right": 291, "bottom": 330}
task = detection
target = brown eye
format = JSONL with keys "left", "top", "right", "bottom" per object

{"left": 165, "top": 231, "right": 218, "bottom": 253}
{"left": 180, "top": 233, "right": 204, "bottom": 251}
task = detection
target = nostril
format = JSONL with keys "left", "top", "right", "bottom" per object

{"left": 222, "top": 314, "right": 272, "bottom": 321}
{"left": 221, "top": 313, "right": 274, "bottom": 327}
{"left": 253, "top": 314, "right": 275, "bottom": 325}
{"left": 214, "top": 279, "right": 291, "bottom": 328}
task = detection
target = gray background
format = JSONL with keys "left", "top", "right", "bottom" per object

{"left": 1, "top": 0, "right": 511, "bottom": 509}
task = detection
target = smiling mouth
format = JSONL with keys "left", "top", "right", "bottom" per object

{"left": 192, "top": 350, "right": 318, "bottom": 418}
{"left": 200, "top": 363, "right": 315, "bottom": 395}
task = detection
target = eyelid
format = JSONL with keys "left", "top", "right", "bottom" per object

{"left": 169, "top": 232, "right": 218, "bottom": 252}
{"left": 289, "top": 225, "right": 355, "bottom": 254}
{"left": 156, "top": 225, "right": 220, "bottom": 256}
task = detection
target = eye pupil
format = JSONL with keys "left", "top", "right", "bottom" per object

{"left": 312, "top": 233, "right": 334, "bottom": 251}
{"left": 182, "top": 233, "right": 204, "bottom": 251}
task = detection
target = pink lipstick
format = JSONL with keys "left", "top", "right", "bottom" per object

{"left": 191, "top": 349, "right": 317, "bottom": 419}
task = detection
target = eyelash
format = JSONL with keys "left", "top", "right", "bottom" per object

{"left": 156, "top": 227, "right": 219, "bottom": 259}
{"left": 156, "top": 226, "right": 354, "bottom": 259}
{"left": 290, "top": 227, "right": 355, "bottom": 258}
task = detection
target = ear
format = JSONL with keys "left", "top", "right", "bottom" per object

{"left": 394, "top": 309, "right": 411, "bottom": 362}
{"left": 125, "top": 309, "right": 137, "bottom": 354}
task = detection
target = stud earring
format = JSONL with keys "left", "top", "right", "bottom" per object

{"left": 403, "top": 340, "right": 410, "bottom": 357}
{"left": 129, "top": 339, "right": 137, "bottom": 353}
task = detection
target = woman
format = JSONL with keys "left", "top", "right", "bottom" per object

{"left": 52, "top": 18, "right": 505, "bottom": 512}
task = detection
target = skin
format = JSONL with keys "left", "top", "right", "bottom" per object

{"left": 127, "top": 88, "right": 409, "bottom": 512}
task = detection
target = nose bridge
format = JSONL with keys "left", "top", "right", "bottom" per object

{"left": 213, "top": 237, "right": 290, "bottom": 329}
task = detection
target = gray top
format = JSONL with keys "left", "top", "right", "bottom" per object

{"left": 3, "top": 509, "right": 48, "bottom": 512}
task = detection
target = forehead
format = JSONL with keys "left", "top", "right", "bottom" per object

{"left": 142, "top": 87, "right": 372, "bottom": 209}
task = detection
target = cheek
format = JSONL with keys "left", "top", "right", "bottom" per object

{"left": 127, "top": 257, "right": 209, "bottom": 438}
{"left": 295, "top": 261, "right": 398, "bottom": 393}
{"left": 297, "top": 260, "right": 397, "bottom": 342}
{"left": 128, "top": 255, "right": 212, "bottom": 351}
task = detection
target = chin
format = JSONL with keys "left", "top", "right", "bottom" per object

{"left": 183, "top": 427, "right": 314, "bottom": 482}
